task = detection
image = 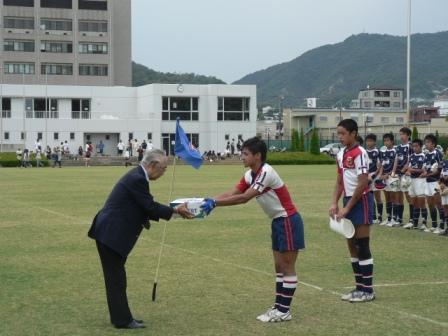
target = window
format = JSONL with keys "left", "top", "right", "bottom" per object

{"left": 105, "top": 135, "right": 110, "bottom": 140}
{"left": 3, "top": 0, "right": 33, "bottom": 7}
{"left": 128, "top": 133, "right": 133, "bottom": 141}
{"left": 217, "top": 97, "right": 250, "bottom": 121}
{"left": 23, "top": 98, "right": 58, "bottom": 119}
{"left": 41, "top": 0, "right": 72, "bottom": 9}
{"left": 21, "top": 132, "right": 25, "bottom": 140}
{"left": 79, "top": 42, "right": 108, "bottom": 54}
{"left": 79, "top": 20, "right": 108, "bottom": 32}
{"left": 4, "top": 17, "right": 34, "bottom": 29}
{"left": 79, "top": 64, "right": 108, "bottom": 76}
{"left": 78, "top": 0, "right": 107, "bottom": 10}
{"left": 393, "top": 102, "right": 401, "bottom": 108}
{"left": 4, "top": 62, "right": 35, "bottom": 74}
{"left": 363, "top": 91, "right": 369, "bottom": 97}
{"left": 40, "top": 19, "right": 72, "bottom": 31}
{"left": 4, "top": 39, "right": 35, "bottom": 52}
{"left": 40, "top": 41, "right": 73, "bottom": 53}
{"left": 374, "top": 90, "right": 390, "bottom": 97}
{"left": 4, "top": 132, "right": 9, "bottom": 140}
{"left": 396, "top": 117, "right": 404, "bottom": 123}
{"left": 69, "top": 132, "right": 75, "bottom": 140}
{"left": 54, "top": 132, "right": 59, "bottom": 140}
{"left": 147, "top": 133, "right": 152, "bottom": 140}
{"left": 393, "top": 91, "right": 400, "bottom": 97}
{"left": 375, "top": 101, "right": 390, "bottom": 108}
{"left": 41, "top": 63, "right": 73, "bottom": 75}
{"left": 162, "top": 97, "right": 199, "bottom": 121}
{"left": 363, "top": 101, "right": 371, "bottom": 108}
{"left": 37, "top": 132, "right": 43, "bottom": 140}
{"left": 381, "top": 117, "right": 390, "bottom": 123}
{"left": 162, "top": 133, "right": 199, "bottom": 155}
{"left": 319, "top": 116, "right": 328, "bottom": 122}
{"left": 2, "top": 98, "right": 12, "bottom": 118}
{"left": 71, "top": 99, "right": 90, "bottom": 119}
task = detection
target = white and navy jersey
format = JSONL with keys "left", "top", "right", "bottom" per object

{"left": 381, "top": 148, "right": 396, "bottom": 174}
{"left": 236, "top": 163, "right": 297, "bottom": 219}
{"left": 440, "top": 160, "right": 448, "bottom": 181}
{"left": 409, "top": 153, "right": 425, "bottom": 179}
{"left": 395, "top": 143, "right": 412, "bottom": 175}
{"left": 424, "top": 149, "right": 443, "bottom": 182}
{"left": 336, "top": 145, "right": 370, "bottom": 197}
{"left": 366, "top": 148, "right": 380, "bottom": 175}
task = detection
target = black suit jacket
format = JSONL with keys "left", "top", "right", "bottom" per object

{"left": 88, "top": 166, "right": 174, "bottom": 257}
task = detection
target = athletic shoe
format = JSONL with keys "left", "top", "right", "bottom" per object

{"left": 424, "top": 227, "right": 431, "bottom": 233}
{"left": 387, "top": 220, "right": 400, "bottom": 227}
{"left": 433, "top": 227, "right": 442, "bottom": 234}
{"left": 418, "top": 223, "right": 428, "bottom": 231}
{"left": 380, "top": 219, "right": 389, "bottom": 226}
{"left": 372, "top": 219, "right": 379, "bottom": 225}
{"left": 257, "top": 308, "right": 291, "bottom": 323}
{"left": 439, "top": 229, "right": 448, "bottom": 236}
{"left": 429, "top": 227, "right": 437, "bottom": 233}
{"left": 403, "top": 222, "right": 413, "bottom": 229}
{"left": 349, "top": 291, "right": 376, "bottom": 303}
{"left": 256, "top": 306, "right": 275, "bottom": 321}
{"left": 341, "top": 289, "right": 361, "bottom": 301}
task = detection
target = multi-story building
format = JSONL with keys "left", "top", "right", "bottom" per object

{"left": 0, "top": 0, "right": 131, "bottom": 86}
{"left": 434, "top": 96, "right": 448, "bottom": 116}
{"left": 351, "top": 87, "right": 404, "bottom": 109}
{"left": 0, "top": 83, "right": 257, "bottom": 154}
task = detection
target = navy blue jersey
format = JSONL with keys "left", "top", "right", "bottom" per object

{"left": 409, "top": 153, "right": 425, "bottom": 179}
{"left": 440, "top": 160, "right": 448, "bottom": 182}
{"left": 395, "top": 143, "right": 413, "bottom": 175}
{"left": 424, "top": 149, "right": 443, "bottom": 182}
{"left": 366, "top": 148, "right": 380, "bottom": 175}
{"left": 381, "top": 148, "right": 396, "bottom": 174}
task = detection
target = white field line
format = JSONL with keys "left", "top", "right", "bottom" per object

{"left": 342, "top": 281, "right": 448, "bottom": 289}
{"left": 5, "top": 202, "right": 448, "bottom": 328}
{"left": 143, "top": 237, "right": 448, "bottom": 329}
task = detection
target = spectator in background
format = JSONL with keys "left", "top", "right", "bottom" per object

{"left": 53, "top": 147, "right": 62, "bottom": 168}
{"left": 132, "top": 139, "right": 139, "bottom": 157}
{"left": 85, "top": 145, "right": 92, "bottom": 167}
{"left": 124, "top": 146, "right": 132, "bottom": 167}
{"left": 35, "top": 149, "right": 44, "bottom": 167}
{"left": 78, "top": 146, "right": 84, "bottom": 161}
{"left": 128, "top": 140, "right": 133, "bottom": 157}
{"left": 23, "top": 149, "right": 31, "bottom": 168}
{"left": 147, "top": 140, "right": 154, "bottom": 151}
{"left": 231, "top": 139, "right": 235, "bottom": 156}
{"left": 63, "top": 140, "right": 70, "bottom": 155}
{"left": 137, "top": 146, "right": 144, "bottom": 162}
{"left": 98, "top": 140, "right": 105, "bottom": 156}
{"left": 35, "top": 139, "right": 42, "bottom": 152}
{"left": 45, "top": 146, "right": 51, "bottom": 160}
{"left": 16, "top": 148, "right": 23, "bottom": 167}
{"left": 141, "top": 140, "right": 147, "bottom": 151}
{"left": 117, "top": 140, "right": 124, "bottom": 156}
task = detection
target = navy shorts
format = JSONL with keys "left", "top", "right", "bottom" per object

{"left": 271, "top": 212, "right": 305, "bottom": 252}
{"left": 343, "top": 193, "right": 374, "bottom": 226}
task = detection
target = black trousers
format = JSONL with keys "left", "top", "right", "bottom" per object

{"left": 95, "top": 240, "right": 133, "bottom": 327}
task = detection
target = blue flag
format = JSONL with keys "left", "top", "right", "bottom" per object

{"left": 174, "top": 119, "right": 203, "bottom": 169}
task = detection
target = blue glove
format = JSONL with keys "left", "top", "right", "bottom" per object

{"left": 201, "top": 198, "right": 216, "bottom": 216}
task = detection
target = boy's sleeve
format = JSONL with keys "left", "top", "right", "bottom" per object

{"left": 252, "top": 167, "right": 276, "bottom": 193}
{"left": 236, "top": 176, "right": 250, "bottom": 193}
{"left": 355, "top": 151, "right": 369, "bottom": 176}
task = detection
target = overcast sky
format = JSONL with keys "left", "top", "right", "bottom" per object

{"left": 132, "top": 0, "right": 448, "bottom": 83}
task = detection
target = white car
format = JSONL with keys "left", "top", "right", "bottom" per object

{"left": 320, "top": 143, "right": 341, "bottom": 157}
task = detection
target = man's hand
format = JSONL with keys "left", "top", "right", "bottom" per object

{"left": 175, "top": 203, "right": 195, "bottom": 219}
{"left": 329, "top": 204, "right": 339, "bottom": 219}
{"left": 200, "top": 198, "right": 216, "bottom": 216}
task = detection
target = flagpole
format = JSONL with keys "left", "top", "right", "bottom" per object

{"left": 152, "top": 125, "right": 178, "bottom": 302}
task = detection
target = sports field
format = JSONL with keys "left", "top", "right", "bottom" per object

{"left": 1, "top": 165, "right": 447, "bottom": 336}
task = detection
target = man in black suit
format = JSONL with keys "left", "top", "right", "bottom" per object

{"left": 88, "top": 149, "right": 193, "bottom": 329}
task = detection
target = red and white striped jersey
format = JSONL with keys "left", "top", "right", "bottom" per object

{"left": 236, "top": 163, "right": 297, "bottom": 219}
{"left": 336, "top": 145, "right": 370, "bottom": 197}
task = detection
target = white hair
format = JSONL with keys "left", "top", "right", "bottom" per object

{"left": 141, "top": 149, "right": 166, "bottom": 166}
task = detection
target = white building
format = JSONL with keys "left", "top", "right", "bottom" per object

{"left": 434, "top": 97, "right": 448, "bottom": 116}
{"left": 0, "top": 83, "right": 257, "bottom": 155}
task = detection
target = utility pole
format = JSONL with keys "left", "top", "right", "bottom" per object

{"left": 406, "top": 0, "right": 412, "bottom": 126}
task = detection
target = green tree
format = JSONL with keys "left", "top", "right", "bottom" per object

{"left": 310, "top": 128, "right": 320, "bottom": 155}
{"left": 412, "top": 126, "right": 419, "bottom": 140}
{"left": 436, "top": 130, "right": 440, "bottom": 144}
{"left": 291, "top": 129, "right": 300, "bottom": 151}
{"left": 299, "top": 128, "right": 305, "bottom": 152}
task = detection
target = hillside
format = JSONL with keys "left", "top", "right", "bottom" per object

{"left": 132, "top": 61, "right": 226, "bottom": 86}
{"left": 234, "top": 32, "right": 448, "bottom": 107}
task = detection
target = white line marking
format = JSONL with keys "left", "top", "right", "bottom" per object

{"left": 342, "top": 281, "right": 448, "bottom": 289}
{"left": 143, "top": 237, "right": 448, "bottom": 328}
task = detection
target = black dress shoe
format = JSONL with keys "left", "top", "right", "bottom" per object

{"left": 134, "top": 318, "right": 144, "bottom": 324}
{"left": 116, "top": 320, "right": 146, "bottom": 329}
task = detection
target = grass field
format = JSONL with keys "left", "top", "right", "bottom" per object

{"left": 1, "top": 165, "right": 447, "bottom": 336}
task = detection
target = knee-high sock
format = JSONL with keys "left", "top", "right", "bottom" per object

{"left": 409, "top": 204, "right": 414, "bottom": 222}
{"left": 350, "top": 258, "right": 363, "bottom": 291}
{"left": 412, "top": 208, "right": 421, "bottom": 227}
{"left": 430, "top": 208, "right": 438, "bottom": 227}
{"left": 421, "top": 208, "right": 428, "bottom": 223}
{"left": 386, "top": 202, "right": 392, "bottom": 221}
{"left": 377, "top": 202, "right": 383, "bottom": 220}
{"left": 274, "top": 273, "right": 283, "bottom": 310}
{"left": 438, "top": 208, "right": 445, "bottom": 229}
{"left": 277, "top": 275, "right": 297, "bottom": 313}
{"left": 359, "top": 259, "right": 374, "bottom": 294}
